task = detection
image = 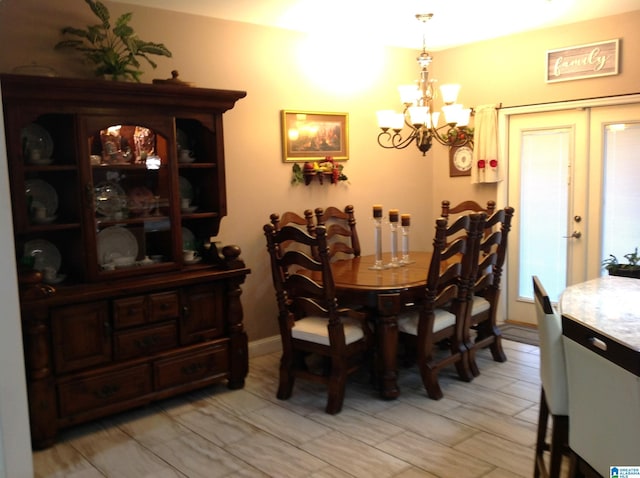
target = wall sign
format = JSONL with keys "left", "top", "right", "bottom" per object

{"left": 546, "top": 39, "right": 619, "bottom": 83}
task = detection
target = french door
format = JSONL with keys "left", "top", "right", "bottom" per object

{"left": 503, "top": 100, "right": 640, "bottom": 325}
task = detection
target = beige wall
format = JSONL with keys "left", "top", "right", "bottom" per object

{"left": 1, "top": 1, "right": 639, "bottom": 346}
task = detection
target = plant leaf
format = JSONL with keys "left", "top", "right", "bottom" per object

{"left": 86, "top": 0, "right": 110, "bottom": 28}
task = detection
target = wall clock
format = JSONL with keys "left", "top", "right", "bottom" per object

{"left": 449, "top": 145, "right": 473, "bottom": 177}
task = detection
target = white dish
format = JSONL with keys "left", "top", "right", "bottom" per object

{"left": 25, "top": 179, "right": 59, "bottom": 217}
{"left": 181, "top": 205, "right": 198, "bottom": 213}
{"left": 32, "top": 214, "right": 58, "bottom": 225}
{"left": 97, "top": 226, "right": 139, "bottom": 265}
{"left": 184, "top": 256, "right": 202, "bottom": 265}
{"left": 95, "top": 181, "right": 126, "bottom": 217}
{"left": 21, "top": 123, "right": 54, "bottom": 160}
{"left": 43, "top": 274, "right": 66, "bottom": 285}
{"left": 182, "top": 227, "right": 195, "bottom": 250}
{"left": 178, "top": 176, "right": 194, "bottom": 201}
{"left": 24, "top": 239, "right": 62, "bottom": 273}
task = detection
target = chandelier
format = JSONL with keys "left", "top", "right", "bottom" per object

{"left": 376, "top": 13, "right": 473, "bottom": 156}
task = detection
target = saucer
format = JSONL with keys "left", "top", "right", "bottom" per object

{"left": 184, "top": 257, "right": 202, "bottom": 265}
{"left": 181, "top": 205, "right": 198, "bottom": 213}
{"left": 28, "top": 157, "right": 54, "bottom": 166}
{"left": 32, "top": 214, "right": 57, "bottom": 225}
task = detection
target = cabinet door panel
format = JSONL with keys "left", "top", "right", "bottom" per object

{"left": 113, "top": 296, "right": 146, "bottom": 328}
{"left": 51, "top": 301, "right": 111, "bottom": 373}
{"left": 180, "top": 284, "right": 224, "bottom": 344}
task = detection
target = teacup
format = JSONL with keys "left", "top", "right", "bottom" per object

{"left": 42, "top": 267, "right": 57, "bottom": 282}
{"left": 183, "top": 250, "right": 198, "bottom": 262}
{"left": 181, "top": 197, "right": 191, "bottom": 209}
{"left": 179, "top": 149, "right": 194, "bottom": 163}
{"left": 33, "top": 206, "right": 47, "bottom": 220}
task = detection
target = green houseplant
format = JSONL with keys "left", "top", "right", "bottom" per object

{"left": 55, "top": 0, "right": 172, "bottom": 82}
{"left": 601, "top": 247, "right": 640, "bottom": 278}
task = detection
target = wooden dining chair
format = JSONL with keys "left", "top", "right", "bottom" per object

{"left": 263, "top": 222, "right": 372, "bottom": 414}
{"left": 313, "top": 205, "right": 360, "bottom": 261}
{"left": 269, "top": 209, "right": 316, "bottom": 255}
{"left": 532, "top": 276, "right": 570, "bottom": 478}
{"left": 396, "top": 213, "right": 485, "bottom": 399}
{"left": 441, "top": 199, "right": 496, "bottom": 219}
{"left": 464, "top": 205, "right": 515, "bottom": 376}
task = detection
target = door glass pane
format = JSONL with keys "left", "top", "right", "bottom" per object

{"left": 518, "top": 129, "right": 570, "bottom": 301}
{"left": 601, "top": 122, "right": 640, "bottom": 271}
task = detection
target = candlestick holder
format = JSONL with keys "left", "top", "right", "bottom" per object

{"left": 369, "top": 216, "right": 386, "bottom": 270}
{"left": 387, "top": 220, "right": 400, "bottom": 268}
{"left": 400, "top": 224, "right": 413, "bottom": 265}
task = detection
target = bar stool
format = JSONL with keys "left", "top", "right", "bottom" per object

{"left": 532, "top": 276, "right": 570, "bottom": 478}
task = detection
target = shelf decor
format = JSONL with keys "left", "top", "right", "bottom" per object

{"left": 291, "top": 157, "right": 347, "bottom": 185}
{"left": 54, "top": 0, "right": 172, "bottom": 82}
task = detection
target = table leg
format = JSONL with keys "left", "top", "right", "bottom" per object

{"left": 376, "top": 293, "right": 401, "bottom": 399}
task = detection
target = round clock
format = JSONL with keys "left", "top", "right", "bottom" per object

{"left": 450, "top": 146, "right": 473, "bottom": 176}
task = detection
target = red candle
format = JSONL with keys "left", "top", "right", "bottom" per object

{"left": 401, "top": 214, "right": 411, "bottom": 227}
{"left": 373, "top": 204, "right": 383, "bottom": 218}
{"left": 389, "top": 209, "right": 399, "bottom": 222}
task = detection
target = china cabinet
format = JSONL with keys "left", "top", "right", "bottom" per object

{"left": 0, "top": 73, "right": 249, "bottom": 449}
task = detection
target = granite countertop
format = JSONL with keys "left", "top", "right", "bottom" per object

{"left": 559, "top": 275, "right": 640, "bottom": 350}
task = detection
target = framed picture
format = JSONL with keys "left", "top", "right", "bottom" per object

{"left": 281, "top": 110, "right": 349, "bottom": 162}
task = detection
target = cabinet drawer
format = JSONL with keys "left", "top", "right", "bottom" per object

{"left": 154, "top": 345, "right": 228, "bottom": 390}
{"left": 113, "top": 296, "right": 146, "bottom": 328}
{"left": 114, "top": 322, "right": 178, "bottom": 361}
{"left": 149, "top": 291, "right": 180, "bottom": 322}
{"left": 58, "top": 364, "right": 152, "bottom": 417}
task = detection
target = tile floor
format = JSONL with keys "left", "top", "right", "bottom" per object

{"left": 33, "top": 339, "right": 551, "bottom": 477}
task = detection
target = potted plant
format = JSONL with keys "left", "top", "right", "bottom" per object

{"left": 601, "top": 247, "right": 640, "bottom": 278}
{"left": 55, "top": 0, "right": 172, "bottom": 82}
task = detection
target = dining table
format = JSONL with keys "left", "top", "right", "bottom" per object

{"left": 559, "top": 276, "right": 640, "bottom": 476}
{"left": 327, "top": 251, "right": 432, "bottom": 399}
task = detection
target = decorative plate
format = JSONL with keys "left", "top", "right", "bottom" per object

{"left": 95, "top": 182, "right": 126, "bottom": 217}
{"left": 24, "top": 239, "right": 62, "bottom": 273}
{"left": 21, "top": 123, "right": 54, "bottom": 160}
{"left": 25, "top": 179, "right": 59, "bottom": 217}
{"left": 178, "top": 176, "right": 194, "bottom": 201}
{"left": 182, "top": 227, "right": 195, "bottom": 250}
{"left": 97, "top": 226, "right": 139, "bottom": 265}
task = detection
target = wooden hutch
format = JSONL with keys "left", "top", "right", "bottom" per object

{"left": 0, "top": 74, "right": 250, "bottom": 449}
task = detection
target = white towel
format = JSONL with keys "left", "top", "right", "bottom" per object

{"left": 471, "top": 104, "right": 501, "bottom": 184}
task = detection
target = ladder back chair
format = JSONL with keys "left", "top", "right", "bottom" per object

{"left": 263, "top": 222, "right": 371, "bottom": 414}
{"left": 532, "top": 276, "right": 570, "bottom": 478}
{"left": 396, "top": 213, "right": 485, "bottom": 400}
{"left": 465, "top": 206, "right": 514, "bottom": 376}
{"left": 313, "top": 205, "right": 360, "bottom": 261}
{"left": 269, "top": 209, "right": 316, "bottom": 255}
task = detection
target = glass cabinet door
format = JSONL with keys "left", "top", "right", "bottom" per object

{"left": 85, "top": 118, "right": 176, "bottom": 279}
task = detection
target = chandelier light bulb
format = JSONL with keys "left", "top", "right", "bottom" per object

{"left": 439, "top": 84, "right": 461, "bottom": 105}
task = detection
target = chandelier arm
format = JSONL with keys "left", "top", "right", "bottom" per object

{"left": 377, "top": 131, "right": 414, "bottom": 150}
{"left": 430, "top": 123, "right": 473, "bottom": 148}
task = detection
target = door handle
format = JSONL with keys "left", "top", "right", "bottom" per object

{"left": 563, "top": 230, "right": 582, "bottom": 239}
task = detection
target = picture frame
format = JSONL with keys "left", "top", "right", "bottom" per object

{"left": 281, "top": 110, "right": 349, "bottom": 162}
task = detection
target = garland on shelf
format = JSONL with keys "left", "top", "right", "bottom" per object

{"left": 291, "top": 156, "right": 348, "bottom": 185}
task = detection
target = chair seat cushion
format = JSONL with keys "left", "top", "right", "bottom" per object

{"left": 397, "top": 308, "right": 456, "bottom": 336}
{"left": 292, "top": 316, "right": 365, "bottom": 346}
{"left": 471, "top": 296, "right": 490, "bottom": 315}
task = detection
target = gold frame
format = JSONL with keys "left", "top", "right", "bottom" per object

{"left": 281, "top": 110, "right": 349, "bottom": 162}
